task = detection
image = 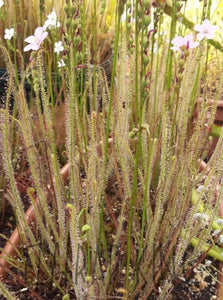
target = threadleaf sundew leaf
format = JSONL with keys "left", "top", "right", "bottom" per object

{"left": 0, "top": 1, "right": 223, "bottom": 299}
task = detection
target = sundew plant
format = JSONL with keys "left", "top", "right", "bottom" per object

{"left": 0, "top": 0, "right": 223, "bottom": 299}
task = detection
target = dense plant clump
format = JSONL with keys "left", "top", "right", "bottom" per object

{"left": 0, "top": 0, "right": 223, "bottom": 299}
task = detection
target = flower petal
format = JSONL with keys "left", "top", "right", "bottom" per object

{"left": 40, "top": 31, "right": 48, "bottom": 42}
{"left": 170, "top": 46, "right": 180, "bottom": 51}
{"left": 171, "top": 36, "right": 184, "bottom": 47}
{"left": 205, "top": 33, "right": 214, "bottom": 40}
{"left": 190, "top": 41, "right": 199, "bottom": 48}
{"left": 24, "top": 35, "right": 35, "bottom": 43}
{"left": 197, "top": 32, "right": 204, "bottom": 41}
{"left": 34, "top": 27, "right": 44, "bottom": 37}
{"left": 184, "top": 33, "right": 193, "bottom": 43}
{"left": 203, "top": 19, "right": 211, "bottom": 27}
{"left": 24, "top": 44, "right": 34, "bottom": 52}
{"left": 32, "top": 43, "right": 40, "bottom": 50}
{"left": 194, "top": 24, "right": 202, "bottom": 32}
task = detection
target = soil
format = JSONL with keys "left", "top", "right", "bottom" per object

{"left": 170, "top": 255, "right": 219, "bottom": 300}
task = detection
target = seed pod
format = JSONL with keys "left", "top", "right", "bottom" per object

{"left": 143, "top": 15, "right": 151, "bottom": 27}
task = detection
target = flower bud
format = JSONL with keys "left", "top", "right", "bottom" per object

{"left": 71, "top": 19, "right": 78, "bottom": 31}
{"left": 142, "top": 37, "right": 148, "bottom": 48}
{"left": 65, "top": 19, "right": 71, "bottom": 29}
{"left": 137, "top": 7, "right": 143, "bottom": 17}
{"left": 64, "top": 5, "right": 70, "bottom": 14}
{"left": 70, "top": 6, "right": 77, "bottom": 16}
{"left": 129, "top": 131, "right": 137, "bottom": 139}
{"left": 127, "top": 23, "right": 132, "bottom": 31}
{"left": 143, "top": 15, "right": 151, "bottom": 27}
{"left": 143, "top": 54, "right": 149, "bottom": 65}
{"left": 142, "top": 80, "right": 147, "bottom": 89}
{"left": 76, "top": 52, "right": 82, "bottom": 62}
{"left": 144, "top": 0, "right": 151, "bottom": 9}
{"left": 179, "top": 59, "right": 184, "bottom": 68}
{"left": 126, "top": 1, "right": 131, "bottom": 9}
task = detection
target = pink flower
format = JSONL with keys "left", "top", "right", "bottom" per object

{"left": 194, "top": 19, "right": 218, "bottom": 41}
{"left": 171, "top": 34, "right": 199, "bottom": 51}
{"left": 24, "top": 27, "right": 48, "bottom": 52}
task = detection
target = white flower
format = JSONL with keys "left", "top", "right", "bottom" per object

{"left": 43, "top": 9, "right": 60, "bottom": 30}
{"left": 0, "top": 0, "right": 4, "bottom": 8}
{"left": 54, "top": 41, "right": 64, "bottom": 54}
{"left": 4, "top": 28, "right": 15, "bottom": 40}
{"left": 194, "top": 19, "right": 218, "bottom": 41}
{"left": 58, "top": 59, "right": 65, "bottom": 68}
{"left": 24, "top": 27, "right": 48, "bottom": 52}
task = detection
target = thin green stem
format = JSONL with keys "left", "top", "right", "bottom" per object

{"left": 92, "top": 0, "right": 97, "bottom": 110}
{"left": 126, "top": 0, "right": 143, "bottom": 290}
{"left": 164, "top": 0, "right": 177, "bottom": 90}
{"left": 104, "top": 4, "right": 121, "bottom": 163}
